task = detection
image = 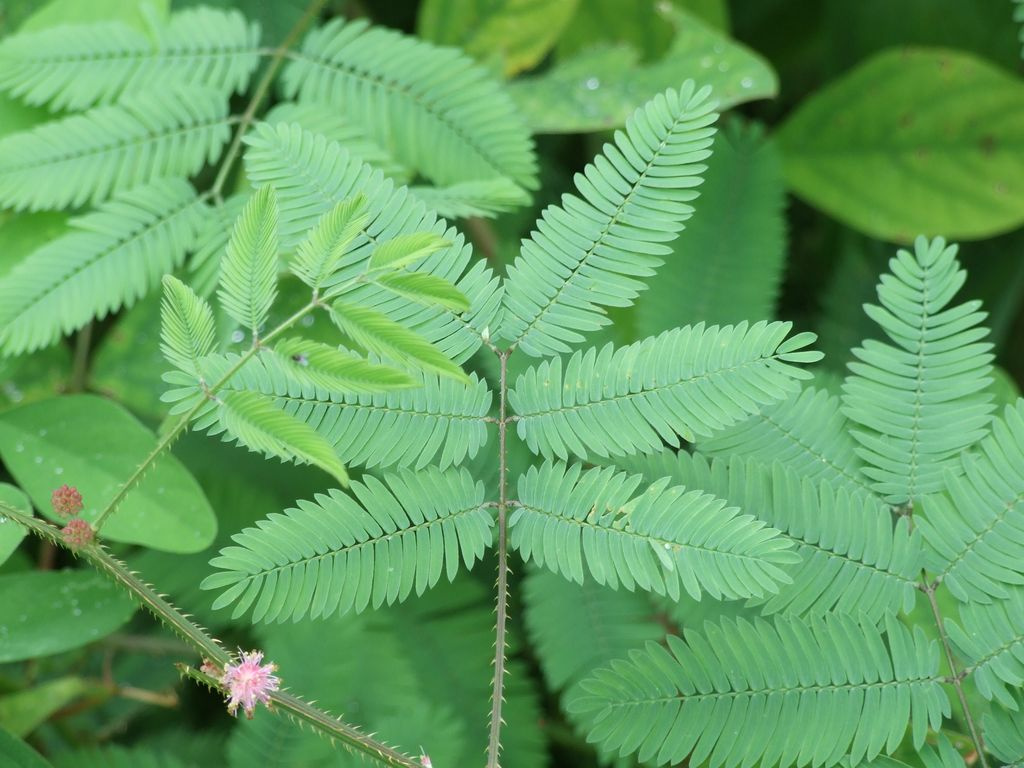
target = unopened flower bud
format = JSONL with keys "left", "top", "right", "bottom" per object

{"left": 51, "top": 484, "right": 83, "bottom": 518}
{"left": 61, "top": 518, "right": 93, "bottom": 549}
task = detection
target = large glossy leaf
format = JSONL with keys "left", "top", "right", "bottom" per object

{"left": 510, "top": 6, "right": 775, "bottom": 133}
{"left": 0, "top": 570, "right": 136, "bottom": 663}
{"left": 0, "top": 395, "right": 216, "bottom": 552}
{"left": 417, "top": 0, "right": 579, "bottom": 76}
{"left": 778, "top": 48, "right": 1024, "bottom": 241}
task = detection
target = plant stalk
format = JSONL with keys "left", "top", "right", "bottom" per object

{"left": 210, "top": 0, "right": 327, "bottom": 200}
{"left": 486, "top": 348, "right": 511, "bottom": 768}
{"left": 923, "top": 582, "right": 989, "bottom": 768}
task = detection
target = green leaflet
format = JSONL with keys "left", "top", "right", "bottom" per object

{"left": 511, "top": 461, "right": 799, "bottom": 601}
{"left": 219, "top": 186, "right": 280, "bottom": 338}
{"left": 946, "top": 586, "right": 1024, "bottom": 708}
{"left": 216, "top": 390, "right": 349, "bottom": 486}
{"left": 202, "top": 467, "right": 491, "bottom": 622}
{"left": 160, "top": 275, "right": 216, "bottom": 379}
{"left": 0, "top": 7, "right": 260, "bottom": 110}
{"left": 983, "top": 694, "right": 1024, "bottom": 768}
{"left": 510, "top": 321, "right": 820, "bottom": 460}
{"left": 917, "top": 400, "right": 1024, "bottom": 602}
{"left": 0, "top": 728, "right": 53, "bottom": 768}
{"left": 0, "top": 179, "right": 207, "bottom": 356}
{"left": 500, "top": 83, "right": 718, "bottom": 356}
{"left": 268, "top": 338, "right": 415, "bottom": 393}
{"left": 778, "top": 48, "right": 1024, "bottom": 241}
{"left": 569, "top": 613, "right": 948, "bottom": 768}
{"left": 282, "top": 17, "right": 537, "bottom": 191}
{"left": 0, "top": 86, "right": 231, "bottom": 211}
{"left": 290, "top": 195, "right": 369, "bottom": 291}
{"left": 841, "top": 236, "right": 994, "bottom": 504}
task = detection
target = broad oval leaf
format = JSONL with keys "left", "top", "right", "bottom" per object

{"left": 0, "top": 395, "right": 216, "bottom": 552}
{"left": 0, "top": 569, "right": 136, "bottom": 662}
{"left": 778, "top": 48, "right": 1024, "bottom": 241}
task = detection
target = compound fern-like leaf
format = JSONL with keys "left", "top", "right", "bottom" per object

{"left": 282, "top": 18, "right": 537, "bottom": 191}
{"left": 511, "top": 462, "right": 799, "bottom": 601}
{"left": 269, "top": 338, "right": 414, "bottom": 393}
{"left": 666, "top": 453, "right": 922, "bottom": 620}
{"left": 509, "top": 321, "right": 820, "bottom": 460}
{"left": 0, "top": 87, "right": 231, "bottom": 210}
{"left": 983, "top": 695, "right": 1024, "bottom": 767}
{"left": 201, "top": 467, "right": 492, "bottom": 622}
{"left": 500, "top": 83, "right": 717, "bottom": 357}
{"left": 218, "top": 186, "right": 279, "bottom": 339}
{"left": 289, "top": 195, "right": 369, "bottom": 292}
{"left": 917, "top": 400, "right": 1024, "bottom": 602}
{"left": 842, "top": 236, "right": 995, "bottom": 505}
{"left": 160, "top": 275, "right": 215, "bottom": 378}
{"left": 568, "top": 613, "right": 947, "bottom": 768}
{"left": 0, "top": 7, "right": 260, "bottom": 110}
{"left": 0, "top": 179, "right": 206, "bottom": 355}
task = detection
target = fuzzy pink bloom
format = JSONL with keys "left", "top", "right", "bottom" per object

{"left": 220, "top": 650, "right": 280, "bottom": 718}
{"left": 51, "top": 484, "right": 83, "bottom": 518}
{"left": 61, "top": 518, "right": 93, "bottom": 549}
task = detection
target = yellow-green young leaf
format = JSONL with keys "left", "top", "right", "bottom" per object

{"left": 160, "top": 275, "right": 214, "bottom": 377}
{"left": 778, "top": 48, "right": 1024, "bottom": 242}
{"left": 510, "top": 6, "right": 774, "bottom": 133}
{"left": 417, "top": 0, "right": 579, "bottom": 76}
{"left": 270, "top": 337, "right": 415, "bottom": 393}
{"left": 330, "top": 299, "right": 468, "bottom": 382}
{"left": 290, "top": 194, "right": 369, "bottom": 290}
{"left": 372, "top": 271, "right": 470, "bottom": 313}
{"left": 367, "top": 232, "right": 450, "bottom": 272}
{"left": 218, "top": 390, "right": 348, "bottom": 486}
{"left": 218, "top": 186, "right": 279, "bottom": 336}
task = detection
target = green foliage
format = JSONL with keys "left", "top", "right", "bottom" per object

{"left": 778, "top": 49, "right": 1024, "bottom": 241}
{"left": 568, "top": 614, "right": 949, "bottom": 768}
{"left": 501, "top": 83, "right": 717, "bottom": 355}
{"left": 202, "top": 467, "right": 491, "bottom": 621}
{"left": 842, "top": 236, "right": 994, "bottom": 504}
{"left": 512, "top": 461, "right": 798, "bottom": 600}
{"left": 1, "top": 4, "right": 1023, "bottom": 768}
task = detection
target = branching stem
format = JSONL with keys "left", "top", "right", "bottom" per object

{"left": 93, "top": 300, "right": 318, "bottom": 532}
{"left": 922, "top": 581, "right": 989, "bottom": 767}
{"left": 0, "top": 502, "right": 419, "bottom": 768}
{"left": 210, "top": 0, "right": 326, "bottom": 200}
{"left": 487, "top": 348, "right": 511, "bottom": 768}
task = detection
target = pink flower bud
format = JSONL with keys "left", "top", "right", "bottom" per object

{"left": 220, "top": 650, "right": 280, "bottom": 719}
{"left": 51, "top": 484, "right": 83, "bottom": 518}
{"left": 61, "top": 518, "right": 93, "bottom": 549}
{"left": 420, "top": 754, "right": 433, "bottom": 768}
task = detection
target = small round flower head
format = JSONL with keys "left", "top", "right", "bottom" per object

{"left": 220, "top": 650, "right": 280, "bottom": 719}
{"left": 51, "top": 484, "right": 83, "bottom": 518}
{"left": 61, "top": 518, "right": 93, "bottom": 549}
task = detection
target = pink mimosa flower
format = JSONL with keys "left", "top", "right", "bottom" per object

{"left": 220, "top": 650, "right": 280, "bottom": 718}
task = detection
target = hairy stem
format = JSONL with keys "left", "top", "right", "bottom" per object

{"left": 922, "top": 582, "right": 989, "bottom": 767}
{"left": 93, "top": 300, "right": 319, "bottom": 532}
{"left": 487, "top": 348, "right": 511, "bottom": 768}
{"left": 210, "top": 0, "right": 326, "bottom": 200}
{"left": 0, "top": 502, "right": 419, "bottom": 768}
